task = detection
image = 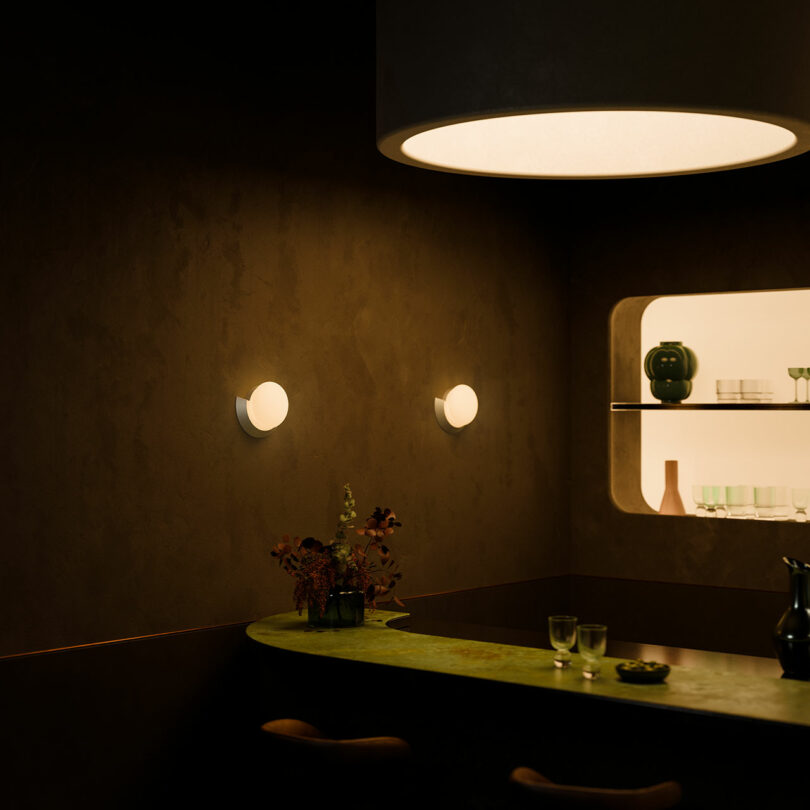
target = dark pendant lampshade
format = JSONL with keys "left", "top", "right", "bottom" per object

{"left": 376, "top": 1, "right": 810, "bottom": 179}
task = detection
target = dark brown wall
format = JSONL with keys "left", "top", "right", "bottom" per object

{"left": 0, "top": 12, "right": 568, "bottom": 657}
{"left": 566, "top": 157, "right": 810, "bottom": 592}
{"left": 10, "top": 6, "right": 803, "bottom": 664}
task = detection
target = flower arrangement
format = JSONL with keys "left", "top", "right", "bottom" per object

{"left": 271, "top": 483, "right": 403, "bottom": 617}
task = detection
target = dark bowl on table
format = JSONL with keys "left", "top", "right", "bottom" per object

{"left": 616, "top": 661, "right": 671, "bottom": 684}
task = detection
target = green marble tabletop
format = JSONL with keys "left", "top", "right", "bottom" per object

{"left": 246, "top": 610, "right": 810, "bottom": 729}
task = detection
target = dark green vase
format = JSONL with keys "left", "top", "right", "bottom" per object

{"left": 650, "top": 379, "right": 692, "bottom": 404}
{"left": 307, "top": 588, "right": 365, "bottom": 628}
{"left": 644, "top": 341, "right": 698, "bottom": 404}
{"left": 774, "top": 557, "right": 810, "bottom": 680}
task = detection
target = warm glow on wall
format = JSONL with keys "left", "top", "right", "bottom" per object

{"left": 236, "top": 381, "right": 289, "bottom": 437}
{"left": 435, "top": 384, "right": 478, "bottom": 433}
{"left": 399, "top": 111, "right": 799, "bottom": 179}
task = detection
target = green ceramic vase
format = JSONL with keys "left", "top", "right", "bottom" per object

{"left": 644, "top": 341, "right": 698, "bottom": 404}
{"left": 307, "top": 588, "right": 365, "bottom": 628}
{"left": 650, "top": 379, "right": 692, "bottom": 404}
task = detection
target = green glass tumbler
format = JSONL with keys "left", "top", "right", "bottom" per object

{"left": 307, "top": 588, "right": 365, "bottom": 628}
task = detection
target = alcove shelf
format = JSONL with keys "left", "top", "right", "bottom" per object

{"left": 609, "top": 289, "right": 810, "bottom": 516}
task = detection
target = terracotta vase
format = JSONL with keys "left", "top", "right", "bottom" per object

{"left": 658, "top": 460, "right": 686, "bottom": 515}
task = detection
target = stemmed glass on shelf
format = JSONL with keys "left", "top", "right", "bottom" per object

{"left": 702, "top": 485, "right": 727, "bottom": 518}
{"left": 788, "top": 368, "right": 804, "bottom": 403}
{"left": 692, "top": 485, "right": 726, "bottom": 517}
{"left": 793, "top": 489, "right": 810, "bottom": 523}
{"left": 692, "top": 486, "right": 707, "bottom": 517}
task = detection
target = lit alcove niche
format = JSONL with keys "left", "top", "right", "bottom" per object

{"left": 610, "top": 289, "right": 810, "bottom": 519}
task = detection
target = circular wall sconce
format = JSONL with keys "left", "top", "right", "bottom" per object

{"left": 236, "top": 381, "right": 289, "bottom": 437}
{"left": 377, "top": 4, "right": 810, "bottom": 179}
{"left": 435, "top": 384, "right": 479, "bottom": 433}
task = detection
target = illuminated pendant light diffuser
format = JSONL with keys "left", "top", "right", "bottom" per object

{"left": 377, "top": 3, "right": 810, "bottom": 179}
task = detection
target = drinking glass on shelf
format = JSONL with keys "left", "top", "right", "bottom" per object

{"left": 578, "top": 624, "right": 607, "bottom": 680}
{"left": 803, "top": 369, "right": 810, "bottom": 403}
{"left": 548, "top": 615, "right": 578, "bottom": 669}
{"left": 788, "top": 368, "right": 804, "bottom": 403}
{"left": 754, "top": 486, "right": 775, "bottom": 520}
{"left": 755, "top": 486, "right": 790, "bottom": 520}
{"left": 792, "top": 489, "right": 810, "bottom": 523}
{"left": 691, "top": 485, "right": 707, "bottom": 517}
{"left": 726, "top": 485, "right": 754, "bottom": 519}
{"left": 701, "top": 485, "right": 727, "bottom": 518}
{"left": 772, "top": 487, "right": 791, "bottom": 521}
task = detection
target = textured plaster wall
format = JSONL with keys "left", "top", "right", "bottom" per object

{"left": 566, "top": 159, "right": 810, "bottom": 593}
{"left": 0, "top": 15, "right": 568, "bottom": 656}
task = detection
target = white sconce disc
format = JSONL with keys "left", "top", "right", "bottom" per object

{"left": 236, "top": 381, "right": 288, "bottom": 437}
{"left": 435, "top": 384, "right": 478, "bottom": 433}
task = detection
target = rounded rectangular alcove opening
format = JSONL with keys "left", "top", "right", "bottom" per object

{"left": 610, "top": 289, "right": 810, "bottom": 520}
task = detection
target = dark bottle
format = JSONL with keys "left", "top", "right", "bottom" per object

{"left": 773, "top": 557, "right": 810, "bottom": 680}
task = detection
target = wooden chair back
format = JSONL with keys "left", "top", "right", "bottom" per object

{"left": 261, "top": 718, "right": 412, "bottom": 766}
{"left": 509, "top": 766, "right": 682, "bottom": 809}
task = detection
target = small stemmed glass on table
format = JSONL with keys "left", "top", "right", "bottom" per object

{"left": 548, "top": 615, "right": 577, "bottom": 669}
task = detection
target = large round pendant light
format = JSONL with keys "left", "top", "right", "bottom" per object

{"left": 377, "top": 2, "right": 810, "bottom": 179}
